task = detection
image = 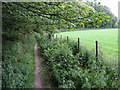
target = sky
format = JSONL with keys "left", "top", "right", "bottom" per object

{"left": 83, "top": 0, "right": 119, "bottom": 18}
{"left": 98, "top": 0, "right": 119, "bottom": 18}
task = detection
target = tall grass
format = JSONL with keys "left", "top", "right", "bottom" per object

{"left": 2, "top": 34, "right": 36, "bottom": 88}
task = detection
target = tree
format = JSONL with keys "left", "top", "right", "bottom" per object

{"left": 2, "top": 2, "right": 109, "bottom": 41}
{"left": 86, "top": 1, "right": 118, "bottom": 28}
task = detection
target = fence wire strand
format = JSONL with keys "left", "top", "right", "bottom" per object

{"left": 56, "top": 34, "right": 118, "bottom": 57}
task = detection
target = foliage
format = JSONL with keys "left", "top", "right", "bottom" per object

{"left": 59, "top": 28, "right": 118, "bottom": 65}
{"left": 2, "top": 2, "right": 110, "bottom": 41}
{"left": 2, "top": 2, "right": 116, "bottom": 88}
{"left": 36, "top": 34, "right": 118, "bottom": 88}
{"left": 86, "top": 1, "right": 118, "bottom": 28}
{"left": 2, "top": 34, "right": 36, "bottom": 88}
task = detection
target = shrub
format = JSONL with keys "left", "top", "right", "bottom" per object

{"left": 35, "top": 34, "right": 118, "bottom": 88}
{"left": 2, "top": 34, "right": 36, "bottom": 88}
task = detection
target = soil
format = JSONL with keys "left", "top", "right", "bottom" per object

{"left": 34, "top": 43, "right": 43, "bottom": 88}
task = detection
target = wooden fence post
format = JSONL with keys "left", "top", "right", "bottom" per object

{"left": 96, "top": 41, "right": 98, "bottom": 60}
{"left": 53, "top": 34, "right": 54, "bottom": 39}
{"left": 61, "top": 35, "right": 62, "bottom": 40}
{"left": 56, "top": 34, "right": 57, "bottom": 40}
{"left": 67, "top": 36, "right": 69, "bottom": 43}
{"left": 78, "top": 38, "right": 80, "bottom": 53}
{"left": 48, "top": 34, "right": 51, "bottom": 39}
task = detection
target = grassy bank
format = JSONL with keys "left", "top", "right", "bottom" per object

{"left": 2, "top": 34, "right": 36, "bottom": 88}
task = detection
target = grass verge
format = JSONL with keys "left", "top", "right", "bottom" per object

{"left": 2, "top": 34, "right": 36, "bottom": 88}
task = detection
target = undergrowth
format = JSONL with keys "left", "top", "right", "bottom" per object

{"left": 2, "top": 34, "right": 36, "bottom": 88}
{"left": 36, "top": 33, "right": 119, "bottom": 88}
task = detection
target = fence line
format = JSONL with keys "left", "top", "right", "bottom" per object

{"left": 53, "top": 34, "right": 118, "bottom": 47}
{"left": 52, "top": 34, "right": 118, "bottom": 61}
{"left": 67, "top": 37, "right": 118, "bottom": 47}
{"left": 58, "top": 35, "right": 118, "bottom": 53}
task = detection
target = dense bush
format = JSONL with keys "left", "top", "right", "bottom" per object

{"left": 2, "top": 2, "right": 118, "bottom": 88}
{"left": 36, "top": 33, "right": 118, "bottom": 88}
{"left": 2, "top": 34, "right": 36, "bottom": 88}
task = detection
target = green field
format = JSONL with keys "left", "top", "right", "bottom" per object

{"left": 58, "top": 28, "right": 118, "bottom": 65}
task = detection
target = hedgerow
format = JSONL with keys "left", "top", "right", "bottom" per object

{"left": 36, "top": 33, "right": 118, "bottom": 88}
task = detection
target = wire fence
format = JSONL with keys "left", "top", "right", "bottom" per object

{"left": 52, "top": 34, "right": 118, "bottom": 66}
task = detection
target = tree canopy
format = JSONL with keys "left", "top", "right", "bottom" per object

{"left": 86, "top": 1, "right": 118, "bottom": 28}
{"left": 3, "top": 2, "right": 110, "bottom": 41}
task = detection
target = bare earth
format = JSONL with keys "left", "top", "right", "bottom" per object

{"left": 34, "top": 43, "right": 43, "bottom": 88}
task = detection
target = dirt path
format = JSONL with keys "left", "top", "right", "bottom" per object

{"left": 34, "top": 43, "right": 43, "bottom": 88}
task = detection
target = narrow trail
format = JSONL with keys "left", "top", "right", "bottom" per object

{"left": 34, "top": 43, "right": 43, "bottom": 88}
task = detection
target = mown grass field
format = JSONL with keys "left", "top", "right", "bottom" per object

{"left": 58, "top": 28, "right": 118, "bottom": 65}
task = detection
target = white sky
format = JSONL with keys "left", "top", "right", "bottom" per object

{"left": 83, "top": 0, "right": 119, "bottom": 17}
{"left": 97, "top": 0, "right": 119, "bottom": 17}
